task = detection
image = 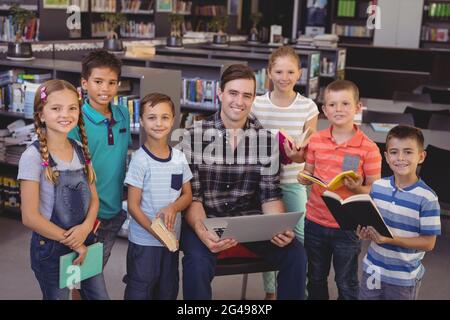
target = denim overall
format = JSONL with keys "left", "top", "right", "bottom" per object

{"left": 29, "top": 139, "right": 109, "bottom": 300}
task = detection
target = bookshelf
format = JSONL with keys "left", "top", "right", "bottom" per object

{"left": 330, "top": 0, "right": 377, "bottom": 45}
{"left": 0, "top": 0, "right": 40, "bottom": 43}
{"left": 120, "top": 54, "right": 241, "bottom": 113}
{"left": 0, "top": 56, "right": 181, "bottom": 218}
{"left": 421, "top": 0, "right": 450, "bottom": 49}
{"left": 183, "top": 44, "right": 322, "bottom": 101}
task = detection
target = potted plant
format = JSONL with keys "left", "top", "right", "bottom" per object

{"left": 209, "top": 16, "right": 229, "bottom": 46}
{"left": 101, "top": 12, "right": 127, "bottom": 53}
{"left": 248, "top": 12, "right": 263, "bottom": 44}
{"left": 7, "top": 4, "right": 36, "bottom": 60}
{"left": 166, "top": 13, "right": 184, "bottom": 49}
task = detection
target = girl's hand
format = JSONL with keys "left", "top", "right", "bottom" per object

{"left": 61, "top": 224, "right": 91, "bottom": 249}
{"left": 356, "top": 225, "right": 372, "bottom": 240}
{"left": 157, "top": 205, "right": 178, "bottom": 231}
{"left": 297, "top": 170, "right": 313, "bottom": 185}
{"left": 343, "top": 174, "right": 364, "bottom": 192}
{"left": 367, "top": 226, "right": 391, "bottom": 245}
{"left": 72, "top": 244, "right": 88, "bottom": 265}
{"left": 284, "top": 140, "right": 307, "bottom": 163}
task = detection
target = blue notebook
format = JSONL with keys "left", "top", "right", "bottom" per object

{"left": 59, "top": 242, "right": 103, "bottom": 289}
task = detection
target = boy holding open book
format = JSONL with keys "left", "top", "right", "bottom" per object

{"left": 123, "top": 93, "right": 193, "bottom": 300}
{"left": 297, "top": 80, "right": 382, "bottom": 300}
{"left": 357, "top": 125, "right": 441, "bottom": 300}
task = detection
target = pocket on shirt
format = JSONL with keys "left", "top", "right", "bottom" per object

{"left": 171, "top": 173, "right": 183, "bottom": 191}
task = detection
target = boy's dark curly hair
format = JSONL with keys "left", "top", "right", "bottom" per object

{"left": 81, "top": 49, "right": 122, "bottom": 80}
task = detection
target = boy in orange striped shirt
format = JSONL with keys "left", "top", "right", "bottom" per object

{"left": 298, "top": 80, "right": 381, "bottom": 300}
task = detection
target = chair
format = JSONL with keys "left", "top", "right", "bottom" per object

{"left": 419, "top": 145, "right": 450, "bottom": 211}
{"left": 362, "top": 110, "right": 414, "bottom": 126}
{"left": 392, "top": 91, "right": 432, "bottom": 104}
{"left": 215, "top": 245, "right": 277, "bottom": 300}
{"left": 428, "top": 114, "right": 450, "bottom": 131}
{"left": 404, "top": 107, "right": 450, "bottom": 129}
{"left": 375, "top": 142, "right": 393, "bottom": 178}
{"left": 422, "top": 85, "right": 450, "bottom": 104}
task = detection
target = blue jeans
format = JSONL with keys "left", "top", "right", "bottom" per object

{"left": 304, "top": 219, "right": 361, "bottom": 300}
{"left": 359, "top": 271, "right": 422, "bottom": 300}
{"left": 181, "top": 220, "right": 307, "bottom": 300}
{"left": 97, "top": 209, "right": 127, "bottom": 268}
{"left": 123, "top": 242, "right": 179, "bottom": 300}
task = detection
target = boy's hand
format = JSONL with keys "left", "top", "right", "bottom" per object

{"left": 157, "top": 205, "right": 178, "bottom": 231}
{"left": 297, "top": 170, "right": 313, "bottom": 185}
{"left": 271, "top": 229, "right": 295, "bottom": 247}
{"left": 284, "top": 140, "right": 307, "bottom": 163}
{"left": 72, "top": 244, "right": 88, "bottom": 265}
{"left": 61, "top": 224, "right": 91, "bottom": 249}
{"left": 367, "top": 226, "right": 391, "bottom": 245}
{"left": 343, "top": 174, "right": 364, "bottom": 192}
{"left": 356, "top": 225, "right": 372, "bottom": 240}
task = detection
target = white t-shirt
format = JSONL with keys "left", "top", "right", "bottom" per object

{"left": 252, "top": 92, "right": 319, "bottom": 184}
{"left": 124, "top": 145, "right": 193, "bottom": 246}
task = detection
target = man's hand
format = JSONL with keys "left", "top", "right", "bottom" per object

{"left": 271, "top": 230, "right": 295, "bottom": 247}
{"left": 197, "top": 226, "right": 238, "bottom": 253}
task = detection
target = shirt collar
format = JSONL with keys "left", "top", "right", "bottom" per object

{"left": 323, "top": 124, "right": 364, "bottom": 147}
{"left": 82, "top": 99, "right": 124, "bottom": 124}
{"left": 389, "top": 175, "right": 422, "bottom": 192}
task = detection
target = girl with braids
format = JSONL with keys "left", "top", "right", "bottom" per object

{"left": 18, "top": 79, "right": 109, "bottom": 300}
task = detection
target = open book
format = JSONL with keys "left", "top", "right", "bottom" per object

{"left": 298, "top": 170, "right": 358, "bottom": 191}
{"left": 278, "top": 128, "right": 312, "bottom": 165}
{"left": 321, "top": 191, "right": 393, "bottom": 238}
{"left": 59, "top": 243, "right": 103, "bottom": 289}
{"left": 150, "top": 218, "right": 178, "bottom": 252}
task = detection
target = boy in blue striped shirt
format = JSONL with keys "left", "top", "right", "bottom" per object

{"left": 357, "top": 125, "right": 441, "bottom": 300}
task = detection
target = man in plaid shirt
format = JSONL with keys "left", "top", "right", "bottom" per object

{"left": 179, "top": 64, "right": 307, "bottom": 300}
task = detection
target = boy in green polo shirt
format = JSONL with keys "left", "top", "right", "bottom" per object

{"left": 69, "top": 49, "right": 130, "bottom": 269}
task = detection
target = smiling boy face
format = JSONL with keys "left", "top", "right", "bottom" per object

{"left": 385, "top": 137, "right": 426, "bottom": 179}
{"left": 322, "top": 89, "right": 361, "bottom": 129}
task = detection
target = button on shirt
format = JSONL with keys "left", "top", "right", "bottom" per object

{"left": 179, "top": 112, "right": 282, "bottom": 218}
{"left": 68, "top": 100, "right": 131, "bottom": 219}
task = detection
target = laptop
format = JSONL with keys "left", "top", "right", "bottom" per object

{"left": 203, "top": 211, "right": 304, "bottom": 243}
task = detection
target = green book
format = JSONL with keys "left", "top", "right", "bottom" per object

{"left": 59, "top": 242, "right": 103, "bottom": 289}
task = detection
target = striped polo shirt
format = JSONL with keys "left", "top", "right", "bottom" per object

{"left": 252, "top": 92, "right": 319, "bottom": 184}
{"left": 305, "top": 125, "right": 382, "bottom": 228}
{"left": 363, "top": 177, "right": 441, "bottom": 286}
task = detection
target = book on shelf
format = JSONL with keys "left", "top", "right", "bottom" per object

{"left": 298, "top": 170, "right": 359, "bottom": 191}
{"left": 321, "top": 190, "right": 393, "bottom": 238}
{"left": 150, "top": 217, "right": 178, "bottom": 252}
{"left": 59, "top": 243, "right": 104, "bottom": 289}
{"left": 182, "top": 78, "right": 219, "bottom": 108}
{"left": 278, "top": 128, "right": 312, "bottom": 165}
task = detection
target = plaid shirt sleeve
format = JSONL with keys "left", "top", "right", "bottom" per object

{"left": 179, "top": 128, "right": 203, "bottom": 203}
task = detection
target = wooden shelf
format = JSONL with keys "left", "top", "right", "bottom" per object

{"left": 0, "top": 110, "right": 26, "bottom": 119}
